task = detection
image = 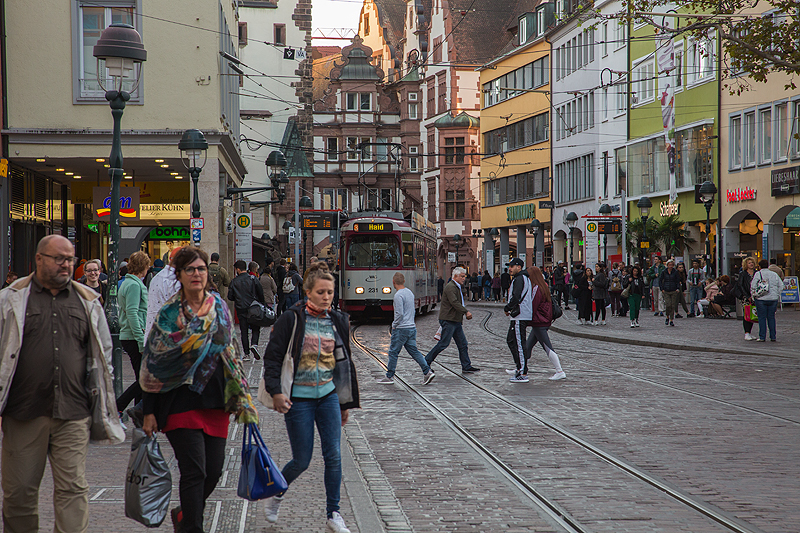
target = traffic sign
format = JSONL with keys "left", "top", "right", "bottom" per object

{"left": 190, "top": 218, "right": 204, "bottom": 229}
{"left": 192, "top": 228, "right": 202, "bottom": 242}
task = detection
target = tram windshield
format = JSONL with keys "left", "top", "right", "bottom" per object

{"left": 347, "top": 235, "right": 401, "bottom": 268}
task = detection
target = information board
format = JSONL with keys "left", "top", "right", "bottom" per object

{"left": 780, "top": 276, "right": 799, "bottom": 304}
{"left": 302, "top": 213, "right": 336, "bottom": 229}
{"left": 234, "top": 213, "right": 252, "bottom": 262}
{"left": 598, "top": 220, "right": 622, "bottom": 234}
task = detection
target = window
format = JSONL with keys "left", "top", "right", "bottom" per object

{"left": 274, "top": 24, "right": 286, "bottom": 46}
{"left": 444, "top": 137, "right": 465, "bottom": 165}
{"left": 381, "top": 189, "right": 392, "bottom": 211}
{"left": 426, "top": 77, "right": 435, "bottom": 117}
{"left": 632, "top": 59, "right": 655, "bottom": 104}
{"left": 78, "top": 4, "right": 136, "bottom": 98}
{"left": 675, "top": 124, "right": 714, "bottom": 187}
{"left": 346, "top": 92, "right": 370, "bottom": 111}
{"left": 483, "top": 112, "right": 549, "bottom": 154}
{"left": 438, "top": 74, "right": 447, "bottom": 114}
{"left": 576, "top": 98, "right": 583, "bottom": 132}
{"left": 793, "top": 101, "right": 800, "bottom": 158}
{"left": 409, "top": 102, "right": 419, "bottom": 119}
{"left": 323, "top": 189, "right": 335, "bottom": 210}
{"left": 759, "top": 108, "right": 772, "bottom": 164}
{"left": 675, "top": 48, "right": 684, "bottom": 88}
{"left": 347, "top": 137, "right": 359, "bottom": 160}
{"left": 589, "top": 92, "right": 595, "bottom": 129}
{"left": 428, "top": 132, "right": 436, "bottom": 168}
{"left": 363, "top": 13, "right": 370, "bottom": 35}
{"left": 326, "top": 137, "right": 338, "bottom": 161}
{"left": 615, "top": 20, "right": 626, "bottom": 50}
{"left": 602, "top": 22, "right": 608, "bottom": 56}
{"left": 444, "top": 190, "right": 466, "bottom": 219}
{"left": 360, "top": 137, "right": 371, "bottom": 159}
{"left": 577, "top": 33, "right": 583, "bottom": 68}
{"left": 555, "top": 154, "right": 594, "bottom": 204}
{"left": 744, "top": 112, "right": 756, "bottom": 166}
{"left": 433, "top": 36, "right": 442, "bottom": 64}
{"left": 537, "top": 10, "right": 544, "bottom": 37}
{"left": 602, "top": 88, "right": 608, "bottom": 121}
{"left": 519, "top": 18, "right": 527, "bottom": 45}
{"left": 775, "top": 103, "right": 789, "bottom": 161}
{"left": 616, "top": 84, "right": 626, "bottom": 115}
{"left": 347, "top": 137, "right": 370, "bottom": 160}
{"left": 347, "top": 235, "right": 400, "bottom": 268}
{"left": 730, "top": 115, "right": 742, "bottom": 169}
{"left": 408, "top": 146, "right": 419, "bottom": 171}
{"left": 337, "top": 188, "right": 348, "bottom": 211}
{"left": 376, "top": 137, "right": 388, "bottom": 161}
{"left": 687, "top": 36, "right": 715, "bottom": 85}
{"left": 238, "top": 22, "right": 248, "bottom": 46}
{"left": 588, "top": 28, "right": 595, "bottom": 63}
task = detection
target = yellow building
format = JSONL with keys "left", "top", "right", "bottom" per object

{"left": 2, "top": 1, "right": 246, "bottom": 273}
{"left": 479, "top": 4, "right": 553, "bottom": 272}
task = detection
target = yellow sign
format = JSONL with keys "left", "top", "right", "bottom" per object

{"left": 587, "top": 222, "right": 598, "bottom": 233}
{"left": 0, "top": 158, "right": 7, "bottom": 178}
{"left": 237, "top": 214, "right": 252, "bottom": 229}
{"left": 71, "top": 181, "right": 190, "bottom": 205}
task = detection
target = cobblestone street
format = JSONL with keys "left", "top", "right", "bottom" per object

{"left": 1, "top": 304, "right": 798, "bottom": 532}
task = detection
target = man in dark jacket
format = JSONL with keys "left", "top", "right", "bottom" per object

{"left": 658, "top": 259, "right": 682, "bottom": 326}
{"left": 500, "top": 268, "right": 511, "bottom": 302}
{"left": 228, "top": 259, "right": 266, "bottom": 359}
{"left": 552, "top": 262, "right": 568, "bottom": 309}
{"left": 425, "top": 267, "right": 479, "bottom": 373}
{"left": 436, "top": 276, "right": 445, "bottom": 302}
{"left": 503, "top": 258, "right": 533, "bottom": 382}
{"left": 274, "top": 258, "right": 287, "bottom": 315}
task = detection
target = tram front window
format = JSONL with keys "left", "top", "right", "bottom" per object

{"left": 347, "top": 235, "right": 401, "bottom": 268}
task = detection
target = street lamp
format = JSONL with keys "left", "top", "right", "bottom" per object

{"left": 599, "top": 203, "right": 612, "bottom": 264}
{"left": 282, "top": 220, "right": 293, "bottom": 255}
{"left": 637, "top": 196, "right": 652, "bottom": 274}
{"left": 699, "top": 180, "right": 717, "bottom": 274}
{"left": 529, "top": 218, "right": 541, "bottom": 266}
{"left": 566, "top": 212, "right": 578, "bottom": 269}
{"left": 179, "top": 129, "right": 209, "bottom": 226}
{"left": 452, "top": 234, "right": 462, "bottom": 266}
{"left": 300, "top": 195, "right": 312, "bottom": 271}
{"left": 93, "top": 23, "right": 146, "bottom": 397}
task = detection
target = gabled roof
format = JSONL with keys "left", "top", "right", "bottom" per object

{"left": 446, "top": 0, "right": 520, "bottom": 64}
{"left": 373, "top": 0, "right": 406, "bottom": 46}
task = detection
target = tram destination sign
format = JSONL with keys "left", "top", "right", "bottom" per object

{"left": 301, "top": 212, "right": 336, "bottom": 229}
{"left": 598, "top": 220, "right": 622, "bottom": 234}
{"left": 352, "top": 222, "right": 389, "bottom": 232}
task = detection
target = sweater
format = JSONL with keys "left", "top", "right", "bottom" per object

{"left": 751, "top": 269, "right": 783, "bottom": 301}
{"left": 119, "top": 274, "right": 148, "bottom": 350}
{"left": 392, "top": 287, "right": 416, "bottom": 330}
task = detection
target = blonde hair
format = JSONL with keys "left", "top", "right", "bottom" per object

{"left": 742, "top": 256, "right": 756, "bottom": 270}
{"left": 303, "top": 261, "right": 334, "bottom": 294}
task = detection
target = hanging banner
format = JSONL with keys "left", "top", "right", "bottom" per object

{"left": 657, "top": 29, "right": 677, "bottom": 203}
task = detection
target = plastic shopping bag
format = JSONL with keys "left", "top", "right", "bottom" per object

{"left": 125, "top": 428, "right": 172, "bottom": 527}
{"left": 238, "top": 423, "right": 288, "bottom": 501}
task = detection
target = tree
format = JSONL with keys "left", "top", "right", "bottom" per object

{"left": 655, "top": 215, "right": 697, "bottom": 257}
{"left": 618, "top": 0, "right": 800, "bottom": 90}
{"left": 624, "top": 217, "right": 661, "bottom": 253}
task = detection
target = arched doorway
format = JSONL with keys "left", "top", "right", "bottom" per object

{"left": 769, "top": 204, "right": 800, "bottom": 276}
{"left": 725, "top": 209, "right": 762, "bottom": 275}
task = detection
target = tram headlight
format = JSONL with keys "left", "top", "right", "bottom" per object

{"left": 355, "top": 287, "right": 365, "bottom": 294}
{"left": 382, "top": 287, "right": 392, "bottom": 294}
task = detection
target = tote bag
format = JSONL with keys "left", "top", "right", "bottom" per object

{"left": 237, "top": 423, "right": 288, "bottom": 501}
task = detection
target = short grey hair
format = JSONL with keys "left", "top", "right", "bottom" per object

{"left": 452, "top": 267, "right": 467, "bottom": 277}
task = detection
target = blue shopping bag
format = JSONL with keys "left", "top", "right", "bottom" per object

{"left": 237, "top": 423, "right": 288, "bottom": 501}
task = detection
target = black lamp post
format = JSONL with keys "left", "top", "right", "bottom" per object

{"left": 529, "top": 218, "right": 541, "bottom": 266}
{"left": 472, "top": 228, "right": 483, "bottom": 269}
{"left": 637, "top": 196, "right": 652, "bottom": 271}
{"left": 300, "top": 195, "right": 312, "bottom": 271}
{"left": 699, "top": 180, "right": 717, "bottom": 274}
{"left": 282, "top": 220, "right": 293, "bottom": 255}
{"left": 599, "top": 203, "right": 611, "bottom": 264}
{"left": 566, "top": 212, "right": 578, "bottom": 269}
{"left": 452, "top": 234, "right": 462, "bottom": 266}
{"left": 93, "top": 23, "right": 146, "bottom": 397}
{"left": 179, "top": 130, "right": 209, "bottom": 238}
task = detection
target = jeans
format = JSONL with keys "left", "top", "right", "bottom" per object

{"left": 609, "top": 291, "right": 622, "bottom": 316}
{"left": 116, "top": 339, "right": 142, "bottom": 412}
{"left": 754, "top": 299, "right": 778, "bottom": 340}
{"left": 386, "top": 328, "right": 431, "bottom": 378}
{"left": 484, "top": 286, "right": 491, "bottom": 300}
{"left": 237, "top": 312, "right": 260, "bottom": 354}
{"left": 553, "top": 286, "right": 566, "bottom": 308}
{"left": 425, "top": 320, "right": 473, "bottom": 369}
{"left": 689, "top": 286, "right": 704, "bottom": 315}
{"left": 166, "top": 428, "right": 227, "bottom": 533}
{"left": 282, "top": 392, "right": 342, "bottom": 516}
{"left": 628, "top": 294, "right": 642, "bottom": 320}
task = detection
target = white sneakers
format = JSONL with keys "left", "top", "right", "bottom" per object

{"left": 744, "top": 333, "right": 755, "bottom": 341}
{"left": 263, "top": 495, "right": 283, "bottom": 523}
{"left": 549, "top": 371, "right": 567, "bottom": 381}
{"left": 630, "top": 321, "right": 636, "bottom": 328}
{"left": 327, "top": 512, "right": 351, "bottom": 533}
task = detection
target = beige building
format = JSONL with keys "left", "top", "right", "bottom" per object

{"left": 2, "top": 1, "right": 246, "bottom": 274}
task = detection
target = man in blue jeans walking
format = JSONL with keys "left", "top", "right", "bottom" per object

{"left": 425, "top": 267, "right": 480, "bottom": 373}
{"left": 378, "top": 273, "right": 436, "bottom": 385}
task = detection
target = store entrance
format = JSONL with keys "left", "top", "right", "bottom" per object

{"left": 772, "top": 250, "right": 795, "bottom": 277}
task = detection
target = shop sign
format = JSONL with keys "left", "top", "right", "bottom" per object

{"left": 148, "top": 227, "right": 190, "bottom": 241}
{"left": 785, "top": 207, "right": 800, "bottom": 228}
{"left": 140, "top": 203, "right": 189, "bottom": 220}
{"left": 771, "top": 166, "right": 800, "bottom": 196}
{"left": 726, "top": 187, "right": 757, "bottom": 202}
{"left": 506, "top": 203, "right": 536, "bottom": 222}
{"left": 92, "top": 186, "right": 139, "bottom": 221}
{"left": 659, "top": 201, "right": 679, "bottom": 216}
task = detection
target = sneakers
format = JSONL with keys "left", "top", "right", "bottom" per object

{"left": 505, "top": 369, "right": 521, "bottom": 375}
{"left": 264, "top": 496, "right": 283, "bottom": 523}
{"left": 665, "top": 317, "right": 670, "bottom": 325}
{"left": 635, "top": 320, "right": 640, "bottom": 327}
{"left": 170, "top": 507, "right": 183, "bottom": 532}
{"left": 377, "top": 376, "right": 395, "bottom": 384}
{"left": 509, "top": 373, "right": 529, "bottom": 383}
{"left": 601, "top": 320, "right": 606, "bottom": 325}
{"left": 423, "top": 371, "right": 436, "bottom": 385}
{"left": 250, "top": 346, "right": 261, "bottom": 360}
{"left": 669, "top": 321, "right": 675, "bottom": 326}
{"left": 744, "top": 333, "right": 754, "bottom": 341}
{"left": 659, "top": 312, "right": 664, "bottom": 316}
{"left": 630, "top": 321, "right": 635, "bottom": 328}
{"left": 756, "top": 338, "right": 766, "bottom": 342}
{"left": 549, "top": 371, "right": 566, "bottom": 381}
{"left": 462, "top": 366, "right": 480, "bottom": 373}
{"left": 688, "top": 313, "right": 696, "bottom": 317}
{"left": 577, "top": 319, "right": 584, "bottom": 325}
{"left": 326, "top": 512, "right": 351, "bottom": 533}
{"left": 654, "top": 311, "right": 660, "bottom": 316}
{"left": 241, "top": 353, "right": 251, "bottom": 362}
{"left": 118, "top": 412, "right": 127, "bottom": 431}
{"left": 675, "top": 314, "right": 683, "bottom": 319}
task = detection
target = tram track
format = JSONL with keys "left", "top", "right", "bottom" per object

{"left": 479, "top": 310, "right": 800, "bottom": 424}
{"left": 351, "top": 322, "right": 767, "bottom": 533}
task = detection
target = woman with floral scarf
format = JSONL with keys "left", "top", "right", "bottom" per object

{"left": 140, "top": 247, "right": 257, "bottom": 533}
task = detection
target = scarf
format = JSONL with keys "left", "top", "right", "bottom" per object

{"left": 305, "top": 299, "right": 329, "bottom": 318}
{"left": 140, "top": 291, "right": 258, "bottom": 424}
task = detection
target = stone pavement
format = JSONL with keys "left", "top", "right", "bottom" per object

{"left": 468, "top": 298, "right": 800, "bottom": 357}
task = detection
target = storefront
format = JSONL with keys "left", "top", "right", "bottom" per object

{"left": 480, "top": 196, "right": 552, "bottom": 272}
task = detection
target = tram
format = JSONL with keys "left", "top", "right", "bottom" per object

{"left": 339, "top": 212, "right": 438, "bottom": 317}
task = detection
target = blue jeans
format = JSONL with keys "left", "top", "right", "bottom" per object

{"left": 483, "top": 286, "right": 491, "bottom": 300}
{"left": 282, "top": 392, "right": 342, "bottom": 516}
{"left": 425, "top": 320, "right": 472, "bottom": 369}
{"left": 386, "top": 328, "right": 430, "bottom": 378}
{"left": 754, "top": 299, "right": 778, "bottom": 340}
{"left": 284, "top": 293, "right": 300, "bottom": 310}
{"left": 689, "top": 286, "right": 703, "bottom": 314}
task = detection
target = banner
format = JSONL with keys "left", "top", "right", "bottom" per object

{"left": 657, "top": 30, "right": 677, "bottom": 203}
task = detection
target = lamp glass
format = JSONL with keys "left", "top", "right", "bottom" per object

{"left": 640, "top": 205, "right": 650, "bottom": 217}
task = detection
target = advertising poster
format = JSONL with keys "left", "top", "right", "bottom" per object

{"left": 780, "top": 276, "right": 799, "bottom": 304}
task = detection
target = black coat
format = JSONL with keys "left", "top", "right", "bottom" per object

{"left": 228, "top": 272, "right": 265, "bottom": 310}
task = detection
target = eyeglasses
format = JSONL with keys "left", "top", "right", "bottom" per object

{"left": 40, "top": 253, "right": 78, "bottom": 266}
{"left": 183, "top": 266, "right": 208, "bottom": 275}
{"left": 85, "top": 269, "right": 100, "bottom": 274}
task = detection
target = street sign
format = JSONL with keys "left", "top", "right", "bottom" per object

{"left": 448, "top": 252, "right": 456, "bottom": 263}
{"left": 192, "top": 228, "right": 202, "bottom": 242}
{"left": 302, "top": 212, "right": 336, "bottom": 229}
{"left": 190, "top": 218, "right": 204, "bottom": 229}
{"left": 283, "top": 48, "right": 295, "bottom": 60}
{"left": 235, "top": 213, "right": 253, "bottom": 262}
{"left": 585, "top": 221, "right": 598, "bottom": 266}
{"left": 538, "top": 200, "right": 555, "bottom": 209}
{"left": 598, "top": 220, "right": 622, "bottom": 234}
{"left": 640, "top": 239, "right": 650, "bottom": 249}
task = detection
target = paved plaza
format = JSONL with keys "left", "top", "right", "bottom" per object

{"left": 1, "top": 302, "right": 798, "bottom": 532}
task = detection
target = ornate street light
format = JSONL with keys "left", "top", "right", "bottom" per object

{"left": 599, "top": 203, "right": 612, "bottom": 264}
{"left": 93, "top": 23, "right": 146, "bottom": 397}
{"left": 699, "top": 180, "right": 717, "bottom": 272}
{"left": 179, "top": 129, "right": 209, "bottom": 227}
{"left": 566, "top": 212, "right": 578, "bottom": 268}
{"left": 529, "top": 218, "right": 541, "bottom": 266}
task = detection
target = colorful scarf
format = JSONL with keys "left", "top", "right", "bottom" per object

{"left": 305, "top": 299, "right": 329, "bottom": 317}
{"left": 140, "top": 291, "right": 258, "bottom": 424}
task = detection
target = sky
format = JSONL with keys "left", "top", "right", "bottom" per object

{"left": 312, "top": 0, "right": 364, "bottom": 45}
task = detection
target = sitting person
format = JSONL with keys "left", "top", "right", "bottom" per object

{"left": 708, "top": 275, "right": 734, "bottom": 317}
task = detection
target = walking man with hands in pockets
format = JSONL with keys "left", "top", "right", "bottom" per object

{"left": 425, "top": 267, "right": 480, "bottom": 373}
{"left": 378, "top": 273, "right": 435, "bottom": 385}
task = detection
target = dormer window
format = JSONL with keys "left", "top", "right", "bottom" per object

{"left": 346, "top": 92, "right": 371, "bottom": 111}
{"left": 519, "top": 17, "right": 527, "bottom": 45}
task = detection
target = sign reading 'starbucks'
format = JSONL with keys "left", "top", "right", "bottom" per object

{"left": 506, "top": 203, "right": 536, "bottom": 222}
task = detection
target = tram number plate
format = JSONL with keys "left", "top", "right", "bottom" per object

{"left": 353, "top": 222, "right": 388, "bottom": 232}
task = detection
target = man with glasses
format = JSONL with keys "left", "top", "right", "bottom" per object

{"left": 0, "top": 235, "right": 124, "bottom": 532}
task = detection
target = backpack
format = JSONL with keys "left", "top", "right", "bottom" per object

{"left": 609, "top": 276, "right": 622, "bottom": 292}
{"left": 209, "top": 264, "right": 223, "bottom": 289}
{"left": 282, "top": 275, "right": 296, "bottom": 294}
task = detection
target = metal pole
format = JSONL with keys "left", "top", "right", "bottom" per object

{"left": 569, "top": 228, "right": 574, "bottom": 268}
{"left": 190, "top": 168, "right": 201, "bottom": 219}
{"left": 533, "top": 232, "right": 537, "bottom": 266}
{"left": 621, "top": 189, "right": 627, "bottom": 262}
{"left": 294, "top": 180, "right": 300, "bottom": 267}
{"left": 705, "top": 202, "right": 711, "bottom": 273}
{"left": 603, "top": 233, "right": 608, "bottom": 264}
{"left": 105, "top": 89, "right": 128, "bottom": 398}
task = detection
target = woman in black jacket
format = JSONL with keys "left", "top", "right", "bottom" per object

{"left": 626, "top": 265, "right": 647, "bottom": 327}
{"left": 262, "top": 262, "right": 359, "bottom": 533}
{"left": 577, "top": 268, "right": 594, "bottom": 325}
{"left": 592, "top": 263, "right": 609, "bottom": 325}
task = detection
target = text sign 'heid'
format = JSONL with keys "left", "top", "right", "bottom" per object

{"left": 92, "top": 186, "right": 140, "bottom": 221}
{"left": 353, "top": 222, "right": 388, "bottom": 232}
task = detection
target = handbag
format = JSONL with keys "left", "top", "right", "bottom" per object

{"left": 258, "top": 312, "right": 297, "bottom": 409}
{"left": 237, "top": 423, "right": 288, "bottom": 501}
{"left": 248, "top": 300, "right": 276, "bottom": 328}
{"left": 744, "top": 303, "right": 758, "bottom": 322}
{"left": 621, "top": 285, "right": 630, "bottom": 299}
{"left": 551, "top": 301, "right": 563, "bottom": 321}
{"left": 125, "top": 429, "right": 172, "bottom": 527}
{"left": 751, "top": 271, "right": 769, "bottom": 298}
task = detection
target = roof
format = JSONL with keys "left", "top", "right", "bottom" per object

{"left": 446, "top": 0, "right": 520, "bottom": 64}
{"left": 339, "top": 48, "right": 381, "bottom": 80}
{"left": 434, "top": 111, "right": 480, "bottom": 128}
{"left": 312, "top": 54, "right": 338, "bottom": 111}
{"left": 373, "top": 0, "right": 406, "bottom": 46}
{"left": 312, "top": 46, "right": 342, "bottom": 61}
